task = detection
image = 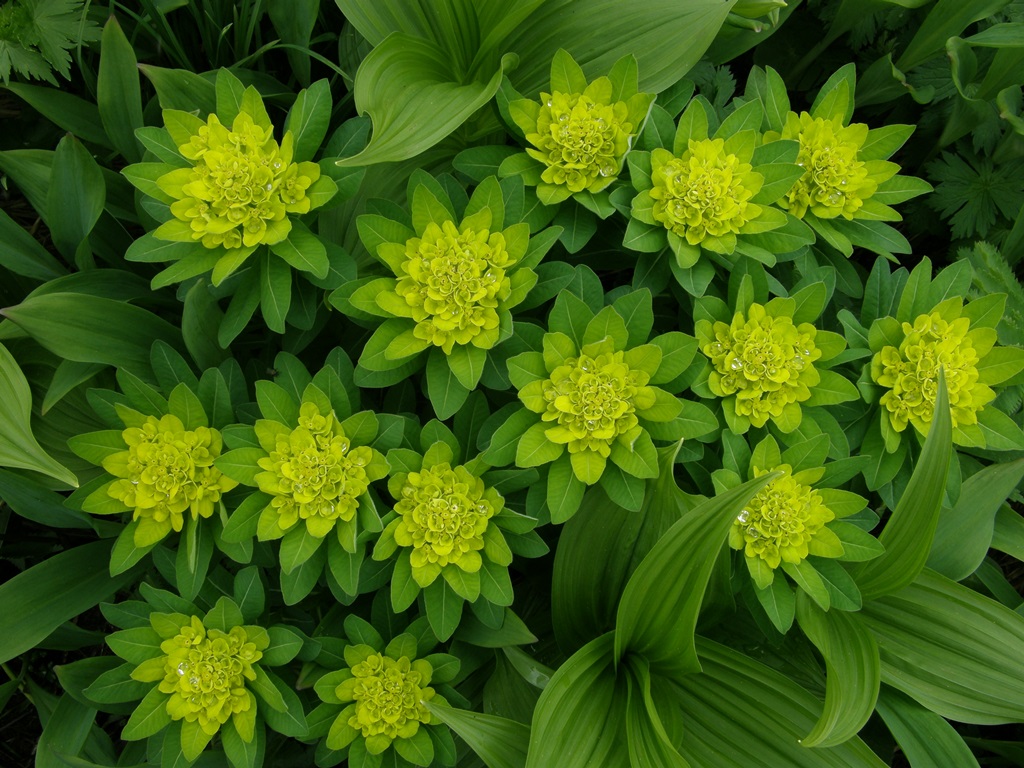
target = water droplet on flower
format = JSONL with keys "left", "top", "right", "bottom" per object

{"left": 546, "top": 98, "right": 553, "bottom": 107}
{"left": 737, "top": 509, "right": 750, "bottom": 524}
{"left": 265, "top": 183, "right": 273, "bottom": 191}
{"left": 558, "top": 113, "right": 569, "bottom": 123}
{"left": 746, "top": 526, "right": 760, "bottom": 539}
{"left": 177, "top": 663, "right": 187, "bottom": 676}
{"left": 730, "top": 359, "right": 743, "bottom": 371}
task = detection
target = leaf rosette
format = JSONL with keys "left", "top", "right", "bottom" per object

{"left": 487, "top": 288, "right": 715, "bottom": 522}
{"left": 713, "top": 434, "right": 878, "bottom": 630}
{"left": 625, "top": 95, "right": 810, "bottom": 278}
{"left": 693, "top": 284, "right": 858, "bottom": 435}
{"left": 215, "top": 351, "right": 398, "bottom": 603}
{"left": 332, "top": 172, "right": 558, "bottom": 418}
{"left": 69, "top": 374, "right": 237, "bottom": 569}
{"left": 760, "top": 65, "right": 931, "bottom": 259}
{"left": 96, "top": 585, "right": 304, "bottom": 765}
{"left": 312, "top": 615, "right": 461, "bottom": 768}
{"left": 372, "top": 424, "right": 540, "bottom": 639}
{"left": 121, "top": 69, "right": 342, "bottom": 341}
{"left": 502, "top": 48, "right": 655, "bottom": 207}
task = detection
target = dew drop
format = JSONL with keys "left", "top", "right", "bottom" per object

{"left": 746, "top": 526, "right": 760, "bottom": 539}
{"left": 265, "top": 183, "right": 273, "bottom": 191}
{"left": 737, "top": 509, "right": 750, "bottom": 524}
{"left": 729, "top": 358, "right": 743, "bottom": 371}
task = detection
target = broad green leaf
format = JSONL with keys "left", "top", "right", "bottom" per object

{"left": 795, "top": 594, "right": 880, "bottom": 748}
{"left": 1, "top": 294, "right": 182, "bottom": 380}
{"left": 859, "top": 568, "right": 1024, "bottom": 724}
{"left": 426, "top": 349, "right": 471, "bottom": 420}
{"left": 852, "top": 375, "right": 951, "bottom": 600}
{"left": 427, "top": 703, "right": 529, "bottom": 768}
{"left": 0, "top": 342, "right": 78, "bottom": 487}
{"left": 667, "top": 639, "right": 887, "bottom": 767}
{"left": 424, "top": 578, "right": 463, "bottom": 641}
{"left": 526, "top": 634, "right": 629, "bottom": 768}
{"left": 928, "top": 458, "right": 1024, "bottom": 581}
{"left": 506, "top": 0, "right": 737, "bottom": 95}
{"left": 0, "top": 540, "right": 135, "bottom": 664}
{"left": 47, "top": 134, "right": 104, "bottom": 263}
{"left": 625, "top": 656, "right": 690, "bottom": 768}
{"left": 338, "top": 34, "right": 512, "bottom": 167}
{"left": 0, "top": 207, "right": 66, "bottom": 280}
{"left": 284, "top": 80, "right": 332, "bottom": 162}
{"left": 97, "top": 17, "right": 143, "bottom": 162}
{"left": 874, "top": 687, "right": 980, "bottom": 768}
{"left": 615, "top": 473, "right": 777, "bottom": 680}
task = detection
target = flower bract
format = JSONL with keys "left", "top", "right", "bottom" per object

{"left": 649, "top": 140, "right": 763, "bottom": 249}
{"left": 697, "top": 302, "right": 822, "bottom": 431}
{"left": 729, "top": 465, "right": 841, "bottom": 570}
{"left": 871, "top": 310, "right": 995, "bottom": 437}
{"left": 254, "top": 401, "right": 388, "bottom": 538}
{"left": 102, "top": 414, "right": 236, "bottom": 547}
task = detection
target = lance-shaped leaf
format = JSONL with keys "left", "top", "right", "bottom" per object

{"left": 851, "top": 374, "right": 951, "bottom": 600}
{"left": 927, "top": 457, "right": 1024, "bottom": 581}
{"left": 337, "top": 34, "right": 513, "bottom": 167}
{"left": 795, "top": 593, "right": 880, "bottom": 748}
{"left": 662, "top": 638, "right": 888, "bottom": 767}
{"left": 526, "top": 633, "right": 629, "bottom": 768}
{"left": 614, "top": 473, "right": 777, "bottom": 680}
{"left": 0, "top": 540, "right": 135, "bottom": 664}
{"left": 427, "top": 702, "right": 529, "bottom": 768}
{"left": 0, "top": 342, "right": 77, "bottom": 487}
{"left": 552, "top": 441, "right": 698, "bottom": 652}
{"left": 874, "top": 687, "right": 980, "bottom": 768}
{"left": 858, "top": 568, "right": 1024, "bottom": 725}
{"left": 505, "top": 0, "right": 737, "bottom": 95}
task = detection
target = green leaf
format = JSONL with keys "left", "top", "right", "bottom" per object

{"left": 874, "top": 687, "right": 980, "bottom": 768}
{"left": 614, "top": 474, "right": 777, "bottom": 680}
{"left": 1, "top": 294, "right": 182, "bottom": 380}
{"left": 526, "top": 634, "right": 629, "bottom": 768}
{"left": 121, "top": 685, "right": 172, "bottom": 741}
{"left": 506, "top": 0, "right": 737, "bottom": 95}
{"left": 754, "top": 576, "right": 795, "bottom": 634}
{"left": 424, "top": 578, "right": 463, "bottom": 642}
{"left": 269, "top": 225, "right": 329, "bottom": 279}
{"left": 0, "top": 207, "right": 66, "bottom": 280}
{"left": 852, "top": 376, "right": 952, "bottom": 599}
{"left": 859, "top": 568, "right": 1024, "bottom": 724}
{"left": 260, "top": 254, "right": 292, "bottom": 334}
{"left": 624, "top": 656, "right": 689, "bottom": 768}
{"left": 47, "top": 134, "right": 104, "bottom": 262}
{"left": 338, "top": 35, "right": 511, "bottom": 167}
{"left": 928, "top": 458, "right": 1024, "bottom": 581}
{"left": 426, "top": 348, "right": 471, "bottom": 420}
{"left": 795, "top": 594, "right": 880, "bottom": 747}
{"left": 669, "top": 639, "right": 887, "bottom": 767}
{"left": 0, "top": 342, "right": 78, "bottom": 487}
{"left": 97, "top": 17, "right": 143, "bottom": 162}
{"left": 428, "top": 703, "right": 529, "bottom": 768}
{"left": 285, "top": 80, "right": 332, "bottom": 162}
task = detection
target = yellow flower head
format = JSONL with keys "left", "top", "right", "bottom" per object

{"left": 103, "top": 414, "right": 236, "bottom": 547}
{"left": 526, "top": 87, "right": 634, "bottom": 193}
{"left": 397, "top": 220, "right": 512, "bottom": 353}
{"left": 649, "top": 141, "right": 763, "bottom": 246}
{"left": 777, "top": 112, "right": 875, "bottom": 220}
{"left": 256, "top": 402, "right": 379, "bottom": 538}
{"left": 156, "top": 616, "right": 263, "bottom": 737}
{"left": 393, "top": 463, "right": 495, "bottom": 582}
{"left": 729, "top": 465, "right": 836, "bottom": 570}
{"left": 539, "top": 340, "right": 655, "bottom": 458}
{"left": 158, "top": 109, "right": 321, "bottom": 249}
{"left": 700, "top": 303, "right": 821, "bottom": 429}
{"left": 871, "top": 311, "right": 995, "bottom": 435}
{"left": 336, "top": 652, "right": 436, "bottom": 754}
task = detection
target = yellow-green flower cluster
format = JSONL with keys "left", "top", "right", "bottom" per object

{"left": 131, "top": 615, "right": 266, "bottom": 739}
{"left": 392, "top": 462, "right": 498, "bottom": 586}
{"left": 395, "top": 219, "right": 512, "bottom": 353}
{"left": 698, "top": 303, "right": 821, "bottom": 429}
{"left": 527, "top": 339, "right": 653, "bottom": 458}
{"left": 332, "top": 648, "right": 437, "bottom": 755}
{"left": 155, "top": 108, "right": 320, "bottom": 249}
{"left": 772, "top": 112, "right": 875, "bottom": 220}
{"left": 649, "top": 140, "right": 763, "bottom": 247}
{"left": 729, "top": 465, "right": 840, "bottom": 570}
{"left": 526, "top": 85, "right": 634, "bottom": 194}
{"left": 103, "top": 414, "right": 236, "bottom": 547}
{"left": 872, "top": 310, "right": 994, "bottom": 435}
{"left": 255, "top": 402, "right": 385, "bottom": 538}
